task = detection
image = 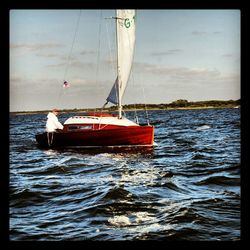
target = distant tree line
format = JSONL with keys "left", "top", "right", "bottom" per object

{"left": 10, "top": 99, "right": 240, "bottom": 115}
{"left": 120, "top": 99, "right": 240, "bottom": 110}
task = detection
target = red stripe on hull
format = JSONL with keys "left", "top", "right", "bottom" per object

{"left": 36, "top": 126, "right": 154, "bottom": 148}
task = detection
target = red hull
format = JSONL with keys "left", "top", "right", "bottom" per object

{"left": 35, "top": 125, "right": 154, "bottom": 148}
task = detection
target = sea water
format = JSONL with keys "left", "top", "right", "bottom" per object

{"left": 9, "top": 108, "right": 240, "bottom": 240}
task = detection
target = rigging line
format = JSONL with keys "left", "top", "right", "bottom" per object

{"left": 57, "top": 10, "right": 82, "bottom": 108}
{"left": 130, "top": 67, "right": 139, "bottom": 124}
{"left": 93, "top": 10, "right": 103, "bottom": 118}
{"left": 124, "top": 10, "right": 139, "bottom": 123}
{"left": 102, "top": 13, "right": 118, "bottom": 111}
{"left": 63, "top": 10, "right": 82, "bottom": 81}
{"left": 135, "top": 59, "right": 150, "bottom": 125}
{"left": 136, "top": 68, "right": 149, "bottom": 125}
{"left": 105, "top": 17, "right": 116, "bottom": 87}
{"left": 142, "top": 85, "right": 150, "bottom": 125}
{"left": 126, "top": 11, "right": 138, "bottom": 123}
{"left": 132, "top": 53, "right": 150, "bottom": 125}
{"left": 106, "top": 17, "right": 117, "bottom": 103}
{"left": 133, "top": 11, "right": 150, "bottom": 125}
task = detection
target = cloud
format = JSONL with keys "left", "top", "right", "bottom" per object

{"left": 46, "top": 59, "right": 95, "bottom": 69}
{"left": 70, "top": 60, "right": 93, "bottom": 68}
{"left": 10, "top": 76, "right": 59, "bottom": 86}
{"left": 192, "top": 31, "right": 208, "bottom": 36}
{"left": 168, "top": 67, "right": 221, "bottom": 81}
{"left": 36, "top": 53, "right": 60, "bottom": 58}
{"left": 216, "top": 74, "right": 240, "bottom": 82}
{"left": 67, "top": 78, "right": 90, "bottom": 85}
{"left": 10, "top": 76, "right": 24, "bottom": 83}
{"left": 10, "top": 43, "right": 64, "bottom": 51}
{"left": 151, "top": 49, "right": 183, "bottom": 56}
{"left": 46, "top": 62, "right": 66, "bottom": 68}
{"left": 192, "top": 31, "right": 222, "bottom": 36}
{"left": 103, "top": 58, "right": 116, "bottom": 64}
{"left": 80, "top": 50, "right": 96, "bottom": 56}
{"left": 222, "top": 54, "right": 233, "bottom": 58}
{"left": 212, "top": 31, "right": 222, "bottom": 35}
{"left": 133, "top": 62, "right": 239, "bottom": 84}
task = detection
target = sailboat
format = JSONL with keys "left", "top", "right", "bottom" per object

{"left": 36, "top": 10, "right": 154, "bottom": 149}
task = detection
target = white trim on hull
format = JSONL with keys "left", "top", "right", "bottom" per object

{"left": 64, "top": 116, "right": 139, "bottom": 127}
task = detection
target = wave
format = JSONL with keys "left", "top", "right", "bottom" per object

{"left": 9, "top": 108, "right": 240, "bottom": 240}
{"left": 108, "top": 215, "right": 131, "bottom": 227}
{"left": 103, "top": 186, "right": 136, "bottom": 201}
{"left": 194, "top": 175, "right": 240, "bottom": 186}
{"left": 196, "top": 125, "right": 211, "bottom": 130}
{"left": 10, "top": 188, "right": 48, "bottom": 207}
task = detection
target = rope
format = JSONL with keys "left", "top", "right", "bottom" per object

{"left": 132, "top": 11, "right": 150, "bottom": 125}
{"left": 57, "top": 10, "right": 82, "bottom": 108}
{"left": 93, "top": 10, "right": 103, "bottom": 117}
{"left": 63, "top": 10, "right": 82, "bottom": 81}
{"left": 142, "top": 86, "right": 150, "bottom": 125}
{"left": 105, "top": 20, "right": 116, "bottom": 80}
{"left": 103, "top": 16, "right": 118, "bottom": 110}
{"left": 129, "top": 68, "right": 139, "bottom": 124}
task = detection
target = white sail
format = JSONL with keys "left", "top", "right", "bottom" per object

{"left": 106, "top": 10, "right": 136, "bottom": 112}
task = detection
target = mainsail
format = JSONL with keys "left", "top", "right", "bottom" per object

{"left": 106, "top": 10, "right": 136, "bottom": 118}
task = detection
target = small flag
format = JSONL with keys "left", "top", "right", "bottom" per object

{"left": 63, "top": 81, "right": 70, "bottom": 88}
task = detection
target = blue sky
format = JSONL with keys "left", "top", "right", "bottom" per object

{"left": 10, "top": 9, "right": 240, "bottom": 111}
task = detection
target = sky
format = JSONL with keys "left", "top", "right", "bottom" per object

{"left": 10, "top": 9, "right": 240, "bottom": 112}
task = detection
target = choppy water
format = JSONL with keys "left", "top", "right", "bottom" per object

{"left": 9, "top": 108, "right": 240, "bottom": 241}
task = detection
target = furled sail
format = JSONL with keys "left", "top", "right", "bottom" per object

{"left": 106, "top": 10, "right": 136, "bottom": 106}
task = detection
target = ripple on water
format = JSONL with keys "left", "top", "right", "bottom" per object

{"left": 9, "top": 109, "right": 241, "bottom": 240}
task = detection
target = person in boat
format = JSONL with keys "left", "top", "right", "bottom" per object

{"left": 46, "top": 108, "right": 64, "bottom": 132}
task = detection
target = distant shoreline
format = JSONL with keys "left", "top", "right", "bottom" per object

{"left": 10, "top": 99, "right": 240, "bottom": 116}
